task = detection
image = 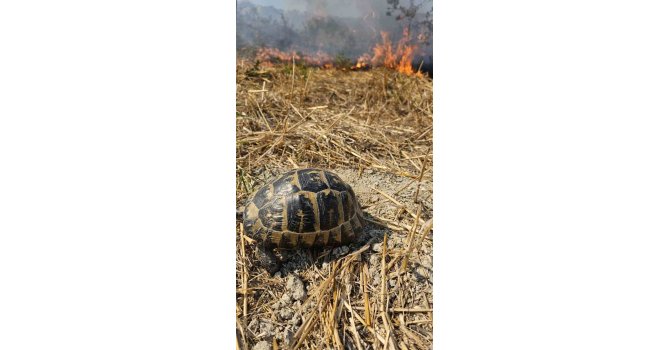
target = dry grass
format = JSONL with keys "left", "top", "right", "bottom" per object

{"left": 236, "top": 59, "right": 433, "bottom": 350}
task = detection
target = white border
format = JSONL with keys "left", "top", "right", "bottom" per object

{"left": 0, "top": 1, "right": 233, "bottom": 348}
{"left": 440, "top": 0, "right": 670, "bottom": 348}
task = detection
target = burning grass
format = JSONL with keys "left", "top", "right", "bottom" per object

{"left": 236, "top": 59, "right": 433, "bottom": 350}
{"left": 370, "top": 28, "right": 421, "bottom": 76}
{"left": 249, "top": 26, "right": 427, "bottom": 77}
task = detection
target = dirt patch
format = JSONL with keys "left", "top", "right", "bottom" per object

{"left": 239, "top": 168, "right": 433, "bottom": 349}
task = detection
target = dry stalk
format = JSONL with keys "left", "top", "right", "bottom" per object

{"left": 413, "top": 151, "right": 430, "bottom": 203}
{"left": 347, "top": 302, "right": 365, "bottom": 350}
{"left": 370, "top": 186, "right": 425, "bottom": 226}
{"left": 402, "top": 206, "right": 422, "bottom": 272}
{"left": 236, "top": 317, "right": 248, "bottom": 350}
{"left": 236, "top": 60, "right": 433, "bottom": 350}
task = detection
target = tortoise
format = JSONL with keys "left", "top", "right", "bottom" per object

{"left": 238, "top": 168, "right": 365, "bottom": 273}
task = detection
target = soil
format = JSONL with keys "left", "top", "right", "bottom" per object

{"left": 240, "top": 168, "right": 433, "bottom": 349}
{"left": 236, "top": 61, "right": 433, "bottom": 349}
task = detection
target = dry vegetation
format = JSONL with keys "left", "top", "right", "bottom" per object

{"left": 236, "top": 59, "right": 433, "bottom": 350}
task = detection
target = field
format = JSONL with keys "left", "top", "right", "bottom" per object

{"left": 236, "top": 59, "right": 433, "bottom": 350}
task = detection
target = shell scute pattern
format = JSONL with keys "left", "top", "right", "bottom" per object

{"left": 272, "top": 171, "right": 300, "bottom": 196}
{"left": 297, "top": 168, "right": 329, "bottom": 192}
{"left": 243, "top": 168, "right": 364, "bottom": 248}
{"left": 251, "top": 184, "right": 272, "bottom": 210}
{"left": 285, "top": 192, "right": 317, "bottom": 233}
{"left": 316, "top": 190, "right": 341, "bottom": 230}
{"left": 258, "top": 196, "right": 285, "bottom": 231}
{"left": 323, "top": 170, "right": 349, "bottom": 192}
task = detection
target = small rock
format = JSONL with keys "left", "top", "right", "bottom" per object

{"left": 289, "top": 313, "right": 301, "bottom": 327}
{"left": 372, "top": 275, "right": 381, "bottom": 286}
{"left": 283, "top": 328, "right": 295, "bottom": 343}
{"left": 420, "top": 255, "right": 432, "bottom": 268}
{"left": 286, "top": 274, "right": 306, "bottom": 301}
{"left": 252, "top": 340, "right": 272, "bottom": 350}
{"left": 279, "top": 308, "right": 293, "bottom": 320}
{"left": 278, "top": 293, "right": 292, "bottom": 308}
{"left": 372, "top": 243, "right": 383, "bottom": 252}
{"left": 369, "top": 254, "right": 380, "bottom": 266}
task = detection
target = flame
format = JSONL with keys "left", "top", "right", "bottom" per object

{"left": 351, "top": 54, "right": 371, "bottom": 70}
{"left": 368, "top": 27, "right": 422, "bottom": 77}
{"left": 252, "top": 27, "right": 424, "bottom": 77}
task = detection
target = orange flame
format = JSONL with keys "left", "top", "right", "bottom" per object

{"left": 351, "top": 54, "right": 371, "bottom": 70}
{"left": 368, "top": 27, "right": 422, "bottom": 77}
{"left": 252, "top": 27, "right": 424, "bottom": 77}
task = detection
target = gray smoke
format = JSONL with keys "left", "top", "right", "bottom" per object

{"left": 236, "top": 0, "right": 432, "bottom": 63}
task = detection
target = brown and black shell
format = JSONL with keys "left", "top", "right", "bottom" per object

{"left": 242, "top": 168, "right": 364, "bottom": 249}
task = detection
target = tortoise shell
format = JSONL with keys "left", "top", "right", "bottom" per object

{"left": 243, "top": 168, "right": 364, "bottom": 248}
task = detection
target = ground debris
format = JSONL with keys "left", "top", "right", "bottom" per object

{"left": 236, "top": 61, "right": 433, "bottom": 349}
{"left": 285, "top": 273, "right": 306, "bottom": 301}
{"left": 251, "top": 340, "right": 271, "bottom": 350}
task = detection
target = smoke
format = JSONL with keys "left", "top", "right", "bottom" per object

{"left": 236, "top": 0, "right": 432, "bottom": 64}
{"left": 253, "top": 0, "right": 382, "bottom": 19}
